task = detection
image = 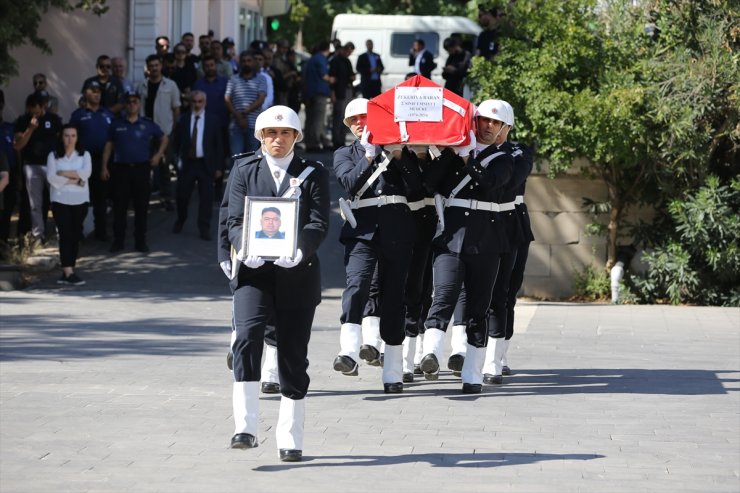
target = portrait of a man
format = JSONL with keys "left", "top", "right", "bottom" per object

{"left": 255, "top": 207, "right": 285, "bottom": 239}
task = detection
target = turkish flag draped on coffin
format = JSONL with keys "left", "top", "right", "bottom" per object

{"left": 366, "top": 75, "right": 474, "bottom": 146}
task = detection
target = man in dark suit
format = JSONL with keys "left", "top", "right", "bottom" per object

{"left": 408, "top": 39, "right": 437, "bottom": 79}
{"left": 172, "top": 90, "right": 224, "bottom": 240}
{"left": 356, "top": 39, "right": 384, "bottom": 98}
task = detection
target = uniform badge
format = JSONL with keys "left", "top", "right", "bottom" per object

{"left": 45, "top": 121, "right": 51, "bottom": 129}
{"left": 275, "top": 114, "right": 283, "bottom": 121}
{"left": 289, "top": 178, "right": 300, "bottom": 188}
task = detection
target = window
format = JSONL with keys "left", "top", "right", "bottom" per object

{"left": 391, "top": 32, "right": 439, "bottom": 57}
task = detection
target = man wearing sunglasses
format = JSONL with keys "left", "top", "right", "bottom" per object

{"left": 31, "top": 74, "right": 59, "bottom": 114}
{"left": 81, "top": 55, "right": 125, "bottom": 115}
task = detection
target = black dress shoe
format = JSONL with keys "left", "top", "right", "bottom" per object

{"left": 279, "top": 449, "right": 302, "bottom": 462}
{"left": 419, "top": 354, "right": 439, "bottom": 380}
{"left": 383, "top": 382, "right": 403, "bottom": 393}
{"left": 230, "top": 433, "right": 258, "bottom": 449}
{"left": 332, "top": 355, "right": 358, "bottom": 376}
{"left": 172, "top": 221, "right": 184, "bottom": 234}
{"left": 359, "top": 344, "right": 380, "bottom": 363}
{"left": 402, "top": 372, "right": 414, "bottom": 383}
{"left": 413, "top": 364, "right": 422, "bottom": 375}
{"left": 261, "top": 382, "right": 281, "bottom": 394}
{"left": 447, "top": 354, "right": 464, "bottom": 372}
{"left": 502, "top": 366, "right": 512, "bottom": 376}
{"left": 462, "top": 383, "right": 482, "bottom": 394}
{"left": 226, "top": 351, "right": 233, "bottom": 370}
{"left": 483, "top": 373, "right": 503, "bottom": 385}
{"left": 109, "top": 241, "right": 124, "bottom": 253}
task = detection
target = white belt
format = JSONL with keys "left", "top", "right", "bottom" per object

{"left": 351, "top": 195, "right": 408, "bottom": 209}
{"left": 499, "top": 201, "right": 516, "bottom": 211}
{"left": 407, "top": 197, "right": 436, "bottom": 211}
{"left": 446, "top": 198, "right": 516, "bottom": 212}
{"left": 514, "top": 195, "right": 524, "bottom": 205}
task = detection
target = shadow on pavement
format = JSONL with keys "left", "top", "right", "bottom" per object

{"left": 253, "top": 452, "right": 604, "bottom": 471}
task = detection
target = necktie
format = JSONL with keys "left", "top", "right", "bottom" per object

{"left": 189, "top": 115, "right": 199, "bottom": 158}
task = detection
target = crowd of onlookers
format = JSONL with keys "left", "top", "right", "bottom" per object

{"left": 0, "top": 6, "right": 503, "bottom": 285}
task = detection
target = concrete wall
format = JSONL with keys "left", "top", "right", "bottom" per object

{"left": 4, "top": 1, "right": 129, "bottom": 122}
{"left": 521, "top": 174, "right": 609, "bottom": 299}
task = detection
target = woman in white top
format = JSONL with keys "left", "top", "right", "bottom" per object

{"left": 46, "top": 124, "right": 91, "bottom": 285}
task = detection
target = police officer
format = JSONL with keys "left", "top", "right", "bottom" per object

{"left": 420, "top": 100, "right": 514, "bottom": 393}
{"left": 332, "top": 98, "right": 422, "bottom": 393}
{"left": 218, "top": 158, "right": 281, "bottom": 395}
{"left": 226, "top": 106, "right": 330, "bottom": 461}
{"left": 101, "top": 92, "right": 168, "bottom": 253}
{"left": 483, "top": 134, "right": 535, "bottom": 384}
{"left": 400, "top": 145, "right": 438, "bottom": 383}
{"left": 70, "top": 80, "right": 114, "bottom": 241}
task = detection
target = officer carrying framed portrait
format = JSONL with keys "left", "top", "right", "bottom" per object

{"left": 242, "top": 197, "right": 299, "bottom": 259}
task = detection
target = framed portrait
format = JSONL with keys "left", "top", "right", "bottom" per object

{"left": 242, "top": 197, "right": 299, "bottom": 260}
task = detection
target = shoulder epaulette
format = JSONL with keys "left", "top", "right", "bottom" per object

{"left": 232, "top": 151, "right": 262, "bottom": 167}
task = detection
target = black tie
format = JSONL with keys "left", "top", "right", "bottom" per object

{"left": 189, "top": 115, "right": 199, "bottom": 159}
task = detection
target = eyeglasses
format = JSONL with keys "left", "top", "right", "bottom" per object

{"left": 175, "top": 50, "right": 186, "bottom": 54}
{"left": 99, "top": 64, "right": 112, "bottom": 69}
{"left": 33, "top": 80, "right": 45, "bottom": 86}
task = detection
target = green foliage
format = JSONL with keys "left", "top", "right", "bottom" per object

{"left": 631, "top": 177, "right": 740, "bottom": 306}
{"left": 572, "top": 264, "right": 611, "bottom": 301}
{"left": 0, "top": 0, "right": 108, "bottom": 84}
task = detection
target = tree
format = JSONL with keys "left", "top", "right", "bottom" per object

{"left": 0, "top": 0, "right": 109, "bottom": 84}
{"left": 467, "top": 0, "right": 739, "bottom": 270}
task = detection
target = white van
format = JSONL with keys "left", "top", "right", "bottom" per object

{"left": 331, "top": 14, "right": 481, "bottom": 92}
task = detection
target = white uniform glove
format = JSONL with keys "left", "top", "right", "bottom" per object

{"left": 360, "top": 127, "right": 376, "bottom": 160}
{"left": 220, "top": 260, "right": 231, "bottom": 278}
{"left": 274, "top": 249, "right": 303, "bottom": 269}
{"left": 455, "top": 130, "right": 477, "bottom": 157}
{"left": 242, "top": 255, "right": 265, "bottom": 269}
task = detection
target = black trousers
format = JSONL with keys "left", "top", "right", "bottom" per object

{"left": 487, "top": 250, "right": 518, "bottom": 339}
{"left": 362, "top": 263, "right": 380, "bottom": 318}
{"left": 51, "top": 202, "right": 87, "bottom": 268}
{"left": 340, "top": 236, "right": 412, "bottom": 346}
{"left": 0, "top": 169, "right": 20, "bottom": 243}
{"left": 425, "top": 250, "right": 500, "bottom": 348}
{"left": 404, "top": 209, "right": 437, "bottom": 337}
{"left": 361, "top": 80, "right": 382, "bottom": 99}
{"left": 111, "top": 162, "right": 150, "bottom": 244}
{"left": 505, "top": 241, "right": 530, "bottom": 340}
{"left": 232, "top": 277, "right": 315, "bottom": 400}
{"left": 88, "top": 153, "right": 109, "bottom": 237}
{"left": 176, "top": 159, "right": 214, "bottom": 233}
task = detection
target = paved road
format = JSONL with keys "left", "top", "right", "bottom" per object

{"left": 1, "top": 150, "right": 739, "bottom": 492}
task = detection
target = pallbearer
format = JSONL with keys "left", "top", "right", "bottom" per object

{"left": 333, "top": 97, "right": 421, "bottom": 393}
{"left": 420, "top": 99, "right": 514, "bottom": 393}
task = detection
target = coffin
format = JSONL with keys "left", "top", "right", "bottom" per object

{"left": 366, "top": 75, "right": 474, "bottom": 146}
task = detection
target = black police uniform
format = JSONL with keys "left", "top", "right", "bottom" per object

{"left": 218, "top": 153, "right": 283, "bottom": 387}
{"left": 486, "top": 141, "right": 533, "bottom": 339}
{"left": 504, "top": 142, "right": 535, "bottom": 340}
{"left": 422, "top": 145, "right": 513, "bottom": 364}
{"left": 226, "top": 152, "right": 330, "bottom": 399}
{"left": 334, "top": 142, "right": 421, "bottom": 357}
{"left": 107, "top": 116, "right": 164, "bottom": 250}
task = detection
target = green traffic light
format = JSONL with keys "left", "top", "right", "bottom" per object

{"left": 271, "top": 19, "right": 280, "bottom": 30}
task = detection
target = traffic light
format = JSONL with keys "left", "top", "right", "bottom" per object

{"left": 267, "top": 16, "right": 280, "bottom": 32}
